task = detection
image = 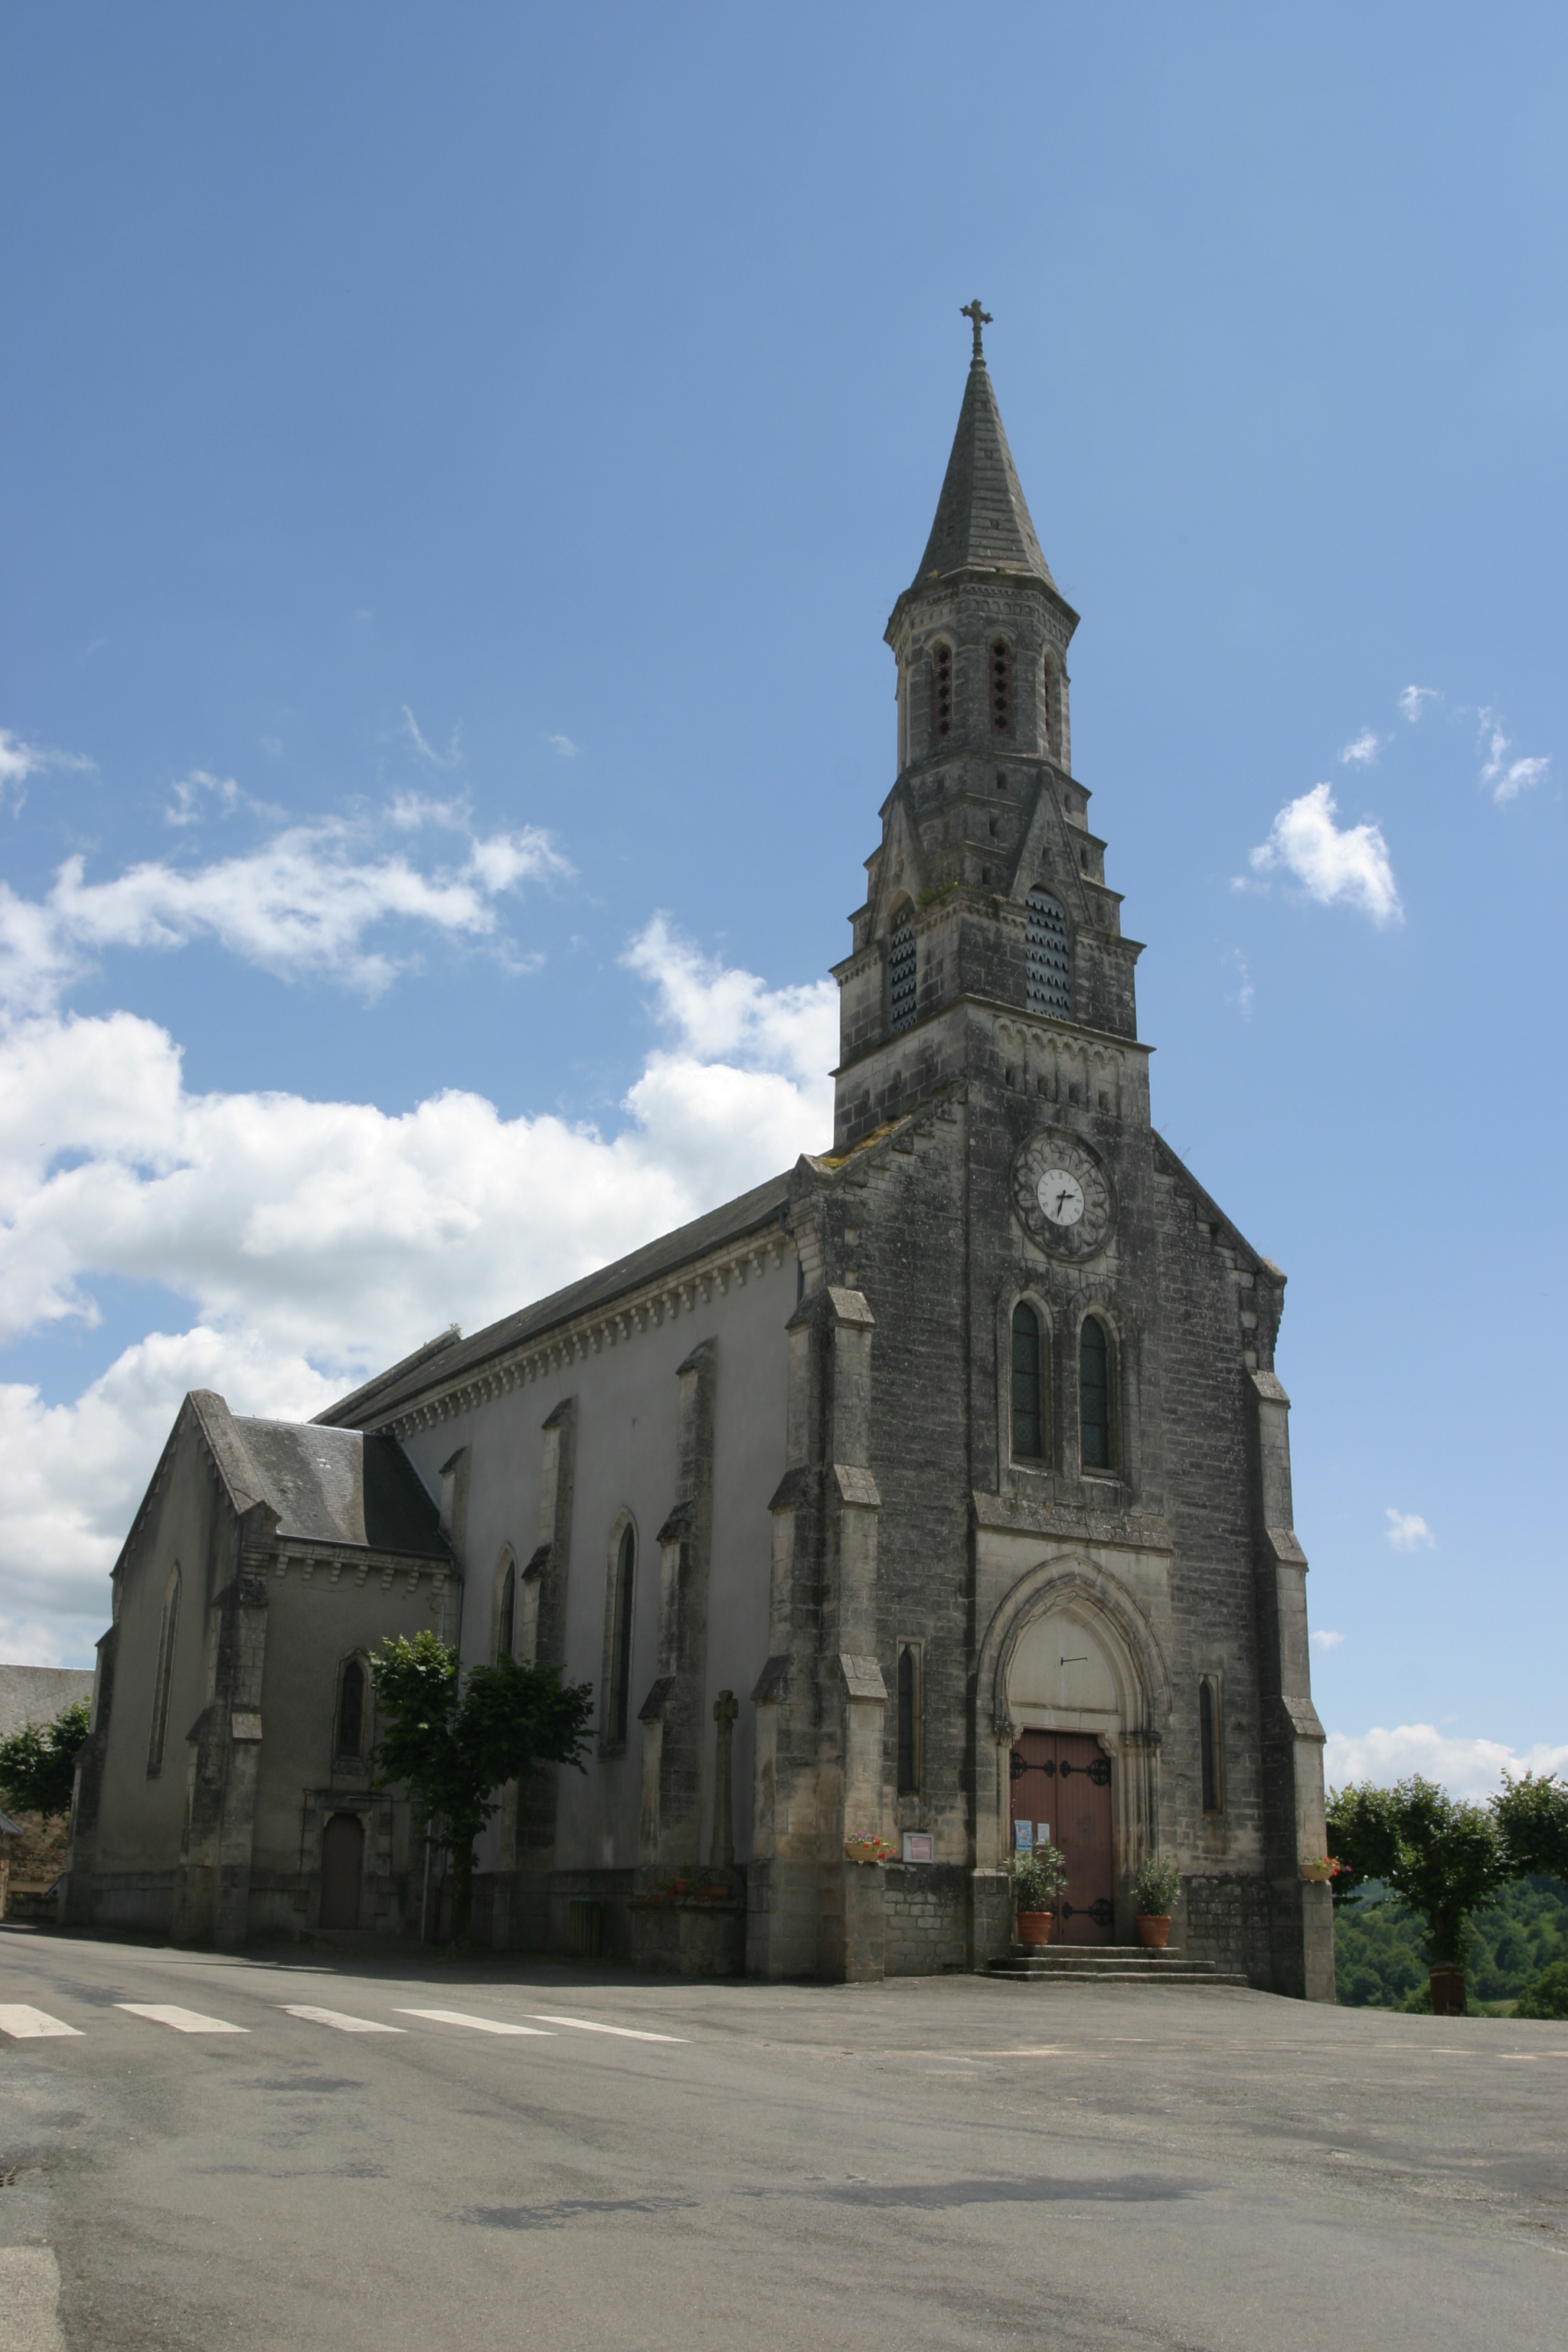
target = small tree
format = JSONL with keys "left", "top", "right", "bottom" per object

{"left": 1327, "top": 1776, "right": 1507, "bottom": 2012}
{"left": 0, "top": 1697, "right": 92, "bottom": 1821}
{"left": 1493, "top": 1772, "right": 1568, "bottom": 1883}
{"left": 370, "top": 1632, "right": 593, "bottom": 1947}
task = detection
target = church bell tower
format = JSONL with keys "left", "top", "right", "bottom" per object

{"left": 833, "top": 303, "right": 1143, "bottom": 1152}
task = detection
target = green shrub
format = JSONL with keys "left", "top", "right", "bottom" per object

{"left": 1514, "top": 1959, "right": 1568, "bottom": 2020}
{"left": 1009, "top": 1843, "right": 1068, "bottom": 1910}
{"left": 1131, "top": 1852, "right": 1181, "bottom": 1916}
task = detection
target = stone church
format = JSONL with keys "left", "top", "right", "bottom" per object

{"left": 64, "top": 315, "right": 1334, "bottom": 1999}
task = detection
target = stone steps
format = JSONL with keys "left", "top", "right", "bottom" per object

{"left": 987, "top": 1944, "right": 1250, "bottom": 1986}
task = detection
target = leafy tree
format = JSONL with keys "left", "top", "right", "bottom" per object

{"left": 370, "top": 1632, "right": 593, "bottom": 1947}
{"left": 1327, "top": 1777, "right": 1507, "bottom": 2005}
{"left": 1494, "top": 1772, "right": 1568, "bottom": 1882}
{"left": 0, "top": 1697, "right": 92, "bottom": 1820}
{"left": 1514, "top": 1958, "right": 1568, "bottom": 2021}
{"left": 1335, "top": 1874, "right": 1568, "bottom": 2010}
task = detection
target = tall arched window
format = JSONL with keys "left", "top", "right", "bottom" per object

{"left": 606, "top": 1523, "right": 636, "bottom": 1746}
{"left": 146, "top": 1563, "right": 181, "bottom": 1775}
{"left": 990, "top": 639, "right": 1012, "bottom": 733}
{"left": 495, "top": 1558, "right": 516, "bottom": 1663}
{"left": 1080, "top": 1315, "right": 1112, "bottom": 1472}
{"left": 1199, "top": 1677, "right": 1221, "bottom": 1814}
{"left": 931, "top": 642, "right": 952, "bottom": 738}
{"left": 1011, "top": 1302, "right": 1045, "bottom": 1460}
{"left": 897, "top": 1641, "right": 921, "bottom": 1795}
{"left": 1041, "top": 661, "right": 1057, "bottom": 758}
{"left": 337, "top": 1660, "right": 366, "bottom": 1759}
{"left": 1026, "top": 889, "right": 1072, "bottom": 1018}
{"left": 888, "top": 907, "right": 917, "bottom": 1032}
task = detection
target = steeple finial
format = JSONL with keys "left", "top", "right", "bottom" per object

{"left": 959, "top": 298, "right": 993, "bottom": 361}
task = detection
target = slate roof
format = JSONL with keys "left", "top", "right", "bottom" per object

{"left": 908, "top": 355, "right": 1055, "bottom": 592}
{"left": 313, "top": 1168, "right": 795, "bottom": 1430}
{"left": 229, "top": 1420, "right": 449, "bottom": 1559}
{"left": 0, "top": 1664, "right": 95, "bottom": 1744}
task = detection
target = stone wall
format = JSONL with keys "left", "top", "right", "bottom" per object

{"left": 1183, "top": 1870, "right": 1273, "bottom": 1986}
{"left": 884, "top": 1862, "right": 968, "bottom": 1976}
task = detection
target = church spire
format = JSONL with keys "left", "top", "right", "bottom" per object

{"left": 907, "top": 306, "right": 1056, "bottom": 594}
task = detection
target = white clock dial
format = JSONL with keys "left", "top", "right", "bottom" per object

{"left": 1037, "top": 1168, "right": 1086, "bottom": 1227}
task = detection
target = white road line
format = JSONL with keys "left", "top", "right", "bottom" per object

{"left": 395, "top": 2008, "right": 553, "bottom": 2037}
{"left": 116, "top": 2003, "right": 248, "bottom": 2035}
{"left": 282, "top": 2005, "right": 405, "bottom": 2035}
{"left": 0, "top": 2004, "right": 83, "bottom": 2040}
{"left": 527, "top": 2013, "right": 688, "bottom": 2043}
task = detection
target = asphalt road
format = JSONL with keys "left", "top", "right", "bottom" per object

{"left": 2, "top": 1926, "right": 1565, "bottom": 2351}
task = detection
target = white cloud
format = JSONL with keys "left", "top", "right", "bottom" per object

{"left": 1247, "top": 783, "right": 1403, "bottom": 925}
{"left": 1225, "top": 949, "right": 1253, "bottom": 1018}
{"left": 548, "top": 733, "right": 580, "bottom": 758}
{"left": 0, "top": 812, "right": 570, "bottom": 1016}
{"left": 1398, "top": 685, "right": 1438, "bottom": 723}
{"left": 0, "top": 727, "right": 95, "bottom": 808}
{"left": 165, "top": 769, "right": 243, "bottom": 826}
{"left": 1311, "top": 1628, "right": 1344, "bottom": 1651}
{"left": 1385, "top": 1507, "right": 1435, "bottom": 1552}
{"left": 400, "top": 706, "right": 462, "bottom": 768}
{"left": 1478, "top": 710, "right": 1550, "bottom": 805}
{"left": 1325, "top": 1724, "right": 1568, "bottom": 1803}
{"left": 1338, "top": 730, "right": 1380, "bottom": 766}
{"left": 0, "top": 921, "right": 838, "bottom": 1655}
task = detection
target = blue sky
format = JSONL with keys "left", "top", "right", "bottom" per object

{"left": 2, "top": 5, "right": 1563, "bottom": 1793}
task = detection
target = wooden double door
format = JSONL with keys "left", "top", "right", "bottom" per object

{"left": 1010, "top": 1730, "right": 1115, "bottom": 1945}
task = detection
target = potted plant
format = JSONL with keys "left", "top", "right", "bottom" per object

{"left": 844, "top": 1832, "right": 896, "bottom": 1865}
{"left": 1009, "top": 1843, "right": 1068, "bottom": 1944}
{"left": 1131, "top": 1852, "right": 1181, "bottom": 1948}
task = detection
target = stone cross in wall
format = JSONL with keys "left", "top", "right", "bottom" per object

{"left": 960, "top": 299, "right": 993, "bottom": 360}
{"left": 710, "top": 1688, "right": 739, "bottom": 1869}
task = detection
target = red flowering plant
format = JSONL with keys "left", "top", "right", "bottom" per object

{"left": 844, "top": 1832, "right": 897, "bottom": 1865}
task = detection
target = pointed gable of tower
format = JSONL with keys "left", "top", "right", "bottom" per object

{"left": 910, "top": 350, "right": 1056, "bottom": 591}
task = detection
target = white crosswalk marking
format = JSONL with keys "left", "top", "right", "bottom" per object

{"left": 116, "top": 2003, "right": 247, "bottom": 2034}
{"left": 283, "top": 2004, "right": 404, "bottom": 2034}
{"left": 527, "top": 2013, "right": 688, "bottom": 2043}
{"left": 395, "top": 2008, "right": 552, "bottom": 2036}
{"left": 0, "top": 2004, "right": 83, "bottom": 2040}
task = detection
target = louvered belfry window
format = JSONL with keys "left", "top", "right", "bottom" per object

{"left": 889, "top": 911, "right": 917, "bottom": 1031}
{"left": 1026, "top": 889, "right": 1071, "bottom": 1018}
{"left": 932, "top": 643, "right": 952, "bottom": 738}
{"left": 991, "top": 639, "right": 1011, "bottom": 733}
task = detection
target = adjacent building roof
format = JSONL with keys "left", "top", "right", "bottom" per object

{"left": 0, "top": 1664, "right": 95, "bottom": 1744}
{"left": 229, "top": 1419, "right": 450, "bottom": 1558}
{"left": 314, "top": 1168, "right": 795, "bottom": 1429}
{"left": 908, "top": 354, "right": 1055, "bottom": 592}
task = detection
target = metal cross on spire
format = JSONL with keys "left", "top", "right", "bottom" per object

{"left": 960, "top": 299, "right": 993, "bottom": 360}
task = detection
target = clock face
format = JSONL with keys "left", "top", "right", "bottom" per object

{"left": 1011, "top": 1129, "right": 1114, "bottom": 1260}
{"left": 1037, "top": 1169, "right": 1085, "bottom": 1227}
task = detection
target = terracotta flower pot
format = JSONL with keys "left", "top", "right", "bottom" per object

{"left": 1017, "top": 1909, "right": 1054, "bottom": 1946}
{"left": 1429, "top": 1965, "right": 1467, "bottom": 2017}
{"left": 1135, "top": 1914, "right": 1171, "bottom": 1949}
